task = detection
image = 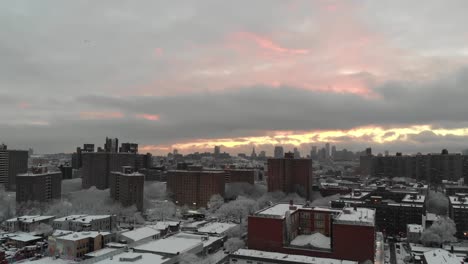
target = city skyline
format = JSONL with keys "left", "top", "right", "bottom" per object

{"left": 3, "top": 1, "right": 468, "bottom": 155}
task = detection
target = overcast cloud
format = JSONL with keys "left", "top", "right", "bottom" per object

{"left": 2, "top": 0, "right": 468, "bottom": 154}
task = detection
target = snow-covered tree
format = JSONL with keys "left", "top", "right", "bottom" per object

{"left": 224, "top": 237, "right": 245, "bottom": 253}
{"left": 421, "top": 216, "right": 457, "bottom": 247}
{"left": 207, "top": 194, "right": 224, "bottom": 213}
{"left": 426, "top": 191, "right": 449, "bottom": 216}
{"left": 33, "top": 223, "right": 53, "bottom": 236}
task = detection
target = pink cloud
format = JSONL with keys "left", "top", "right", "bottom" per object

{"left": 154, "top": 48, "right": 164, "bottom": 57}
{"left": 135, "top": 113, "right": 160, "bottom": 121}
{"left": 80, "top": 111, "right": 124, "bottom": 120}
{"left": 18, "top": 102, "right": 31, "bottom": 109}
{"left": 229, "top": 31, "right": 310, "bottom": 55}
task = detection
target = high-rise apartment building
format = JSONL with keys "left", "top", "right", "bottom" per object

{"left": 214, "top": 146, "right": 221, "bottom": 157}
{"left": 82, "top": 152, "right": 151, "bottom": 189}
{"left": 273, "top": 146, "right": 284, "bottom": 159}
{"left": 360, "top": 150, "right": 468, "bottom": 183}
{"left": 110, "top": 168, "right": 144, "bottom": 211}
{"left": 325, "top": 143, "right": 330, "bottom": 158}
{"left": 0, "top": 144, "right": 28, "bottom": 190}
{"left": 16, "top": 167, "right": 62, "bottom": 203}
{"left": 119, "top": 143, "right": 138, "bottom": 153}
{"left": 225, "top": 169, "right": 255, "bottom": 185}
{"left": 104, "top": 137, "right": 119, "bottom": 153}
{"left": 167, "top": 167, "right": 225, "bottom": 208}
{"left": 267, "top": 152, "right": 313, "bottom": 199}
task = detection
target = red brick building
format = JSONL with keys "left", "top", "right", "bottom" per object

{"left": 224, "top": 169, "right": 255, "bottom": 185}
{"left": 267, "top": 153, "right": 313, "bottom": 199}
{"left": 167, "top": 168, "right": 225, "bottom": 208}
{"left": 248, "top": 202, "right": 376, "bottom": 263}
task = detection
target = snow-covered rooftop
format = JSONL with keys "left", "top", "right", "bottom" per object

{"left": 134, "top": 232, "right": 220, "bottom": 255}
{"left": 334, "top": 207, "right": 375, "bottom": 226}
{"left": 6, "top": 215, "right": 55, "bottom": 223}
{"left": 57, "top": 231, "right": 111, "bottom": 241}
{"left": 402, "top": 194, "right": 425, "bottom": 204}
{"left": 134, "top": 235, "right": 202, "bottom": 255}
{"left": 94, "top": 252, "right": 171, "bottom": 264}
{"left": 449, "top": 195, "right": 468, "bottom": 207}
{"left": 84, "top": 247, "right": 119, "bottom": 258}
{"left": 197, "top": 222, "right": 237, "bottom": 235}
{"left": 341, "top": 192, "right": 370, "bottom": 200}
{"left": 257, "top": 203, "right": 303, "bottom": 217}
{"left": 423, "top": 249, "right": 464, "bottom": 264}
{"left": 53, "top": 214, "right": 88, "bottom": 222}
{"left": 290, "top": 233, "right": 331, "bottom": 249}
{"left": 407, "top": 224, "right": 423, "bottom": 233}
{"left": 231, "top": 249, "right": 357, "bottom": 264}
{"left": 9, "top": 233, "right": 42, "bottom": 242}
{"left": 121, "top": 226, "right": 160, "bottom": 242}
{"left": 150, "top": 221, "right": 180, "bottom": 230}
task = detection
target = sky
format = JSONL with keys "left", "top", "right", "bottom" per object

{"left": 2, "top": 0, "right": 468, "bottom": 155}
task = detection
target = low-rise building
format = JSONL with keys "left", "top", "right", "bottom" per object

{"left": 229, "top": 249, "right": 358, "bottom": 264}
{"left": 48, "top": 231, "right": 113, "bottom": 259}
{"left": 52, "top": 215, "right": 116, "bottom": 232}
{"left": 248, "top": 202, "right": 376, "bottom": 263}
{"left": 407, "top": 224, "right": 423, "bottom": 243}
{"left": 134, "top": 232, "right": 223, "bottom": 256}
{"left": 5, "top": 215, "right": 55, "bottom": 232}
{"left": 119, "top": 226, "right": 161, "bottom": 244}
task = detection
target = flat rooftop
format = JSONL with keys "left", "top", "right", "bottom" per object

{"left": 402, "top": 194, "right": 426, "bottom": 204}
{"left": 449, "top": 195, "right": 468, "bottom": 206}
{"left": 57, "top": 231, "right": 111, "bottom": 241}
{"left": 95, "top": 252, "right": 171, "bottom": 264}
{"left": 231, "top": 249, "right": 357, "bottom": 264}
{"left": 256, "top": 203, "right": 304, "bottom": 217}
{"left": 197, "top": 222, "right": 237, "bottom": 235}
{"left": 121, "top": 226, "right": 160, "bottom": 242}
{"left": 334, "top": 207, "right": 375, "bottom": 226}
{"left": 6, "top": 215, "right": 55, "bottom": 223}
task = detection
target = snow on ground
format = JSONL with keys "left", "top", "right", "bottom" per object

{"left": 290, "top": 232, "right": 331, "bottom": 249}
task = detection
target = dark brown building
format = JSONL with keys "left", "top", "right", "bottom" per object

{"left": 81, "top": 152, "right": 151, "bottom": 190}
{"left": 225, "top": 169, "right": 255, "bottom": 185}
{"left": 267, "top": 153, "right": 313, "bottom": 199}
{"left": 0, "top": 145, "right": 29, "bottom": 190}
{"left": 167, "top": 168, "right": 225, "bottom": 208}
{"left": 109, "top": 169, "right": 144, "bottom": 211}
{"left": 16, "top": 167, "right": 62, "bottom": 203}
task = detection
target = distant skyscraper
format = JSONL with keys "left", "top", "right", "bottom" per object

{"left": 365, "top": 147, "right": 372, "bottom": 156}
{"left": 83, "top": 144, "right": 95, "bottom": 152}
{"left": 173, "top": 149, "right": 179, "bottom": 155}
{"left": 274, "top": 146, "right": 284, "bottom": 158}
{"left": 104, "top": 137, "right": 119, "bottom": 153}
{"left": 82, "top": 152, "right": 151, "bottom": 189}
{"left": 331, "top": 145, "right": 337, "bottom": 159}
{"left": 214, "top": 146, "right": 221, "bottom": 156}
{"left": 293, "top": 147, "right": 301, "bottom": 158}
{"left": 119, "top": 143, "right": 138, "bottom": 153}
{"left": 268, "top": 152, "right": 313, "bottom": 199}
{"left": 0, "top": 144, "right": 28, "bottom": 190}
{"left": 384, "top": 150, "right": 389, "bottom": 156}
{"left": 325, "top": 143, "right": 330, "bottom": 158}
{"left": 258, "top": 151, "right": 266, "bottom": 159}
{"left": 251, "top": 147, "right": 257, "bottom": 159}
{"left": 310, "top": 146, "right": 317, "bottom": 160}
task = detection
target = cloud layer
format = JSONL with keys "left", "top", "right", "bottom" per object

{"left": 2, "top": 0, "right": 468, "bottom": 154}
